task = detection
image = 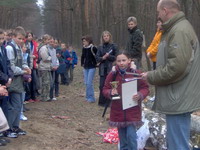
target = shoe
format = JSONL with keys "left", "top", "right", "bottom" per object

{"left": 0, "top": 139, "right": 6, "bottom": 146}
{"left": 27, "top": 99, "right": 35, "bottom": 103}
{"left": 0, "top": 132, "right": 4, "bottom": 137}
{"left": 0, "top": 137, "right": 10, "bottom": 143}
{"left": 13, "top": 127, "right": 27, "bottom": 135}
{"left": 3, "top": 130, "right": 18, "bottom": 138}
{"left": 98, "top": 103, "right": 106, "bottom": 107}
{"left": 23, "top": 101, "right": 29, "bottom": 104}
{"left": 52, "top": 97, "right": 57, "bottom": 101}
{"left": 20, "top": 114, "right": 28, "bottom": 121}
{"left": 55, "top": 94, "right": 59, "bottom": 97}
{"left": 33, "top": 99, "right": 40, "bottom": 102}
{"left": 47, "top": 99, "right": 53, "bottom": 102}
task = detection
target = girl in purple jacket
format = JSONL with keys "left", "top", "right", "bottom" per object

{"left": 103, "top": 51, "right": 149, "bottom": 150}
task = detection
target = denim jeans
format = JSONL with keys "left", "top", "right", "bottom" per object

{"left": 83, "top": 68, "right": 96, "bottom": 102}
{"left": 118, "top": 125, "right": 137, "bottom": 150}
{"left": 21, "top": 92, "right": 26, "bottom": 116}
{"left": 166, "top": 112, "right": 191, "bottom": 150}
{"left": 6, "top": 92, "right": 23, "bottom": 129}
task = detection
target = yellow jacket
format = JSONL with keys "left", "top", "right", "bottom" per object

{"left": 146, "top": 30, "right": 162, "bottom": 62}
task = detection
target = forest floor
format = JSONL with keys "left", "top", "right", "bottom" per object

{"left": 2, "top": 58, "right": 118, "bottom": 150}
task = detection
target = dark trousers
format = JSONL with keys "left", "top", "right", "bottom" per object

{"left": 66, "top": 65, "right": 74, "bottom": 83}
{"left": 0, "top": 97, "right": 8, "bottom": 117}
{"left": 6, "top": 92, "right": 23, "bottom": 129}
{"left": 25, "top": 69, "right": 38, "bottom": 100}
{"left": 60, "top": 71, "right": 68, "bottom": 85}
{"left": 98, "top": 75, "right": 109, "bottom": 106}
{"left": 153, "top": 62, "right": 156, "bottom": 70}
{"left": 55, "top": 71, "right": 59, "bottom": 96}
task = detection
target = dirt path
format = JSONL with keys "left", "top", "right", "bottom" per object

{"left": 2, "top": 63, "right": 116, "bottom": 150}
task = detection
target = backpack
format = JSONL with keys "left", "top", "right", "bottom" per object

{"left": 7, "top": 43, "right": 17, "bottom": 59}
{"left": 37, "top": 44, "right": 45, "bottom": 64}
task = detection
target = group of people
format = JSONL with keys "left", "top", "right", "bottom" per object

{"left": 0, "top": 27, "right": 78, "bottom": 146}
{"left": 80, "top": 13, "right": 147, "bottom": 150}
{"left": 82, "top": 0, "right": 200, "bottom": 150}
{"left": 0, "top": 0, "right": 200, "bottom": 149}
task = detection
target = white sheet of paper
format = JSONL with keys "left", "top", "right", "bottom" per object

{"left": 122, "top": 80, "right": 138, "bottom": 110}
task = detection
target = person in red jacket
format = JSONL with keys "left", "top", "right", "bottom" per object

{"left": 24, "top": 32, "right": 39, "bottom": 102}
{"left": 103, "top": 51, "right": 149, "bottom": 150}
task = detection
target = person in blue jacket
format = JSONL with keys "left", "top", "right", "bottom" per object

{"left": 64, "top": 45, "right": 78, "bottom": 84}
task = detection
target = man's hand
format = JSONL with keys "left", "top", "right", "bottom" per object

{"left": 141, "top": 72, "right": 148, "bottom": 81}
{"left": 130, "top": 61, "right": 137, "bottom": 70}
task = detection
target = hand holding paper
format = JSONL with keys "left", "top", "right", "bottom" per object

{"left": 132, "top": 93, "right": 141, "bottom": 101}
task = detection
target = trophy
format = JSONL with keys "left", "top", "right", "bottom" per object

{"left": 110, "top": 81, "right": 120, "bottom": 100}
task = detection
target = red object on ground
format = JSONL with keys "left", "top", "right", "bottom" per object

{"left": 97, "top": 128, "right": 119, "bottom": 144}
{"left": 51, "top": 115, "right": 69, "bottom": 119}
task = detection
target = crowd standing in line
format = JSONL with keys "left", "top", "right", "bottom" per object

{"left": 0, "top": 27, "right": 79, "bottom": 146}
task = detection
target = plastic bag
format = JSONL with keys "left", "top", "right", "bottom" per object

{"left": 137, "top": 120, "right": 150, "bottom": 150}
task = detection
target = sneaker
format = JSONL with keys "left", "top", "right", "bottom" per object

{"left": 27, "top": 99, "right": 35, "bottom": 103}
{"left": 52, "top": 97, "right": 57, "bottom": 101}
{"left": 3, "top": 130, "right": 18, "bottom": 138}
{"left": 0, "top": 137, "right": 10, "bottom": 143}
{"left": 20, "top": 114, "right": 28, "bottom": 121}
{"left": 0, "top": 139, "right": 6, "bottom": 146}
{"left": 33, "top": 99, "right": 40, "bottom": 102}
{"left": 13, "top": 127, "right": 27, "bottom": 135}
{"left": 0, "top": 132, "right": 4, "bottom": 137}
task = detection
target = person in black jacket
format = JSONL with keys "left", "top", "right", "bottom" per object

{"left": 0, "top": 29, "right": 13, "bottom": 111}
{"left": 81, "top": 35, "right": 97, "bottom": 103}
{"left": 96, "top": 31, "right": 118, "bottom": 106}
{"left": 0, "top": 29, "right": 13, "bottom": 145}
{"left": 126, "top": 16, "right": 143, "bottom": 68}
